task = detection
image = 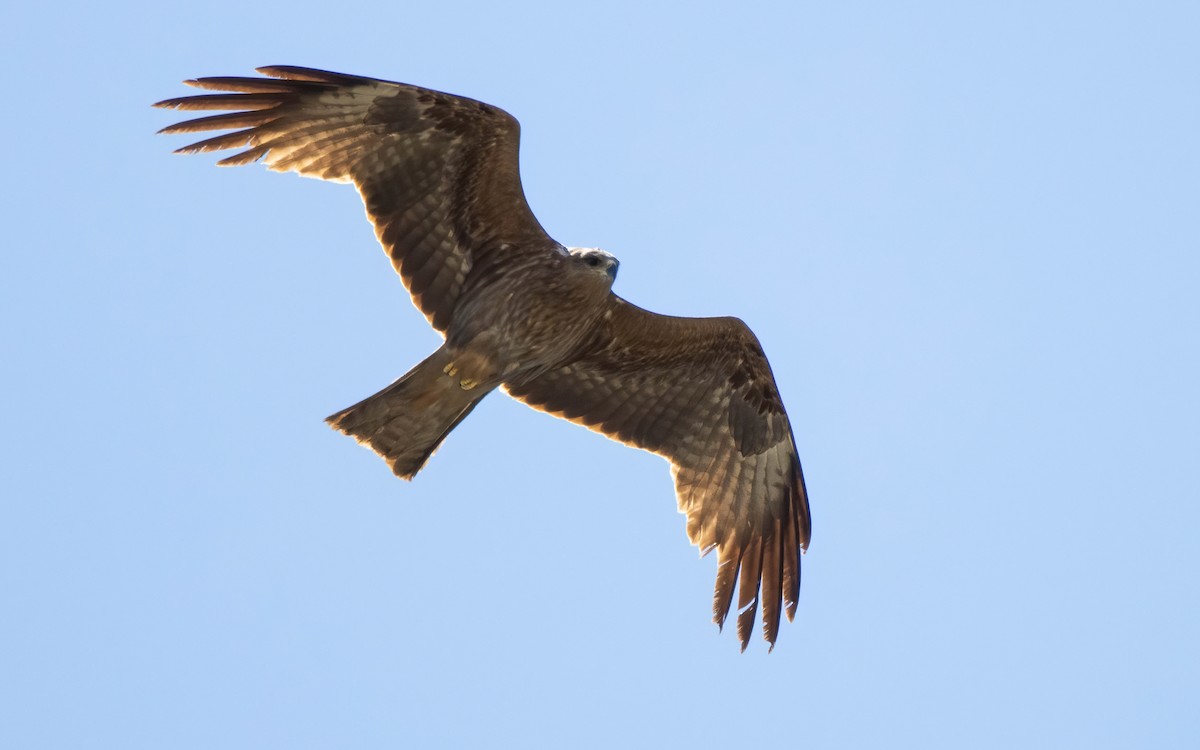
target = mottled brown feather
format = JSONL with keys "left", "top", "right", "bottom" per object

{"left": 735, "top": 535, "right": 764, "bottom": 652}
{"left": 712, "top": 546, "right": 742, "bottom": 630}
{"left": 506, "top": 296, "right": 810, "bottom": 649}
{"left": 155, "top": 65, "right": 553, "bottom": 334}
{"left": 760, "top": 518, "right": 783, "bottom": 649}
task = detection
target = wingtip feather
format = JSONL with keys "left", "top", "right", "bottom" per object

{"left": 711, "top": 548, "right": 741, "bottom": 631}
{"left": 255, "top": 65, "right": 348, "bottom": 82}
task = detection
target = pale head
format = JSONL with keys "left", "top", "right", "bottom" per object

{"left": 568, "top": 247, "right": 620, "bottom": 283}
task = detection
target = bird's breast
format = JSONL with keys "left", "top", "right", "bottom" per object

{"left": 447, "top": 263, "right": 611, "bottom": 377}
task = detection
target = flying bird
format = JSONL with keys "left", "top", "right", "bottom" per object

{"left": 155, "top": 66, "right": 811, "bottom": 650}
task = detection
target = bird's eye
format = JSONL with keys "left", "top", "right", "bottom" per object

{"left": 586, "top": 256, "right": 600, "bottom": 267}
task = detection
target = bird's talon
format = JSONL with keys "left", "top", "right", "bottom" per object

{"left": 443, "top": 362, "right": 459, "bottom": 377}
{"left": 460, "top": 378, "right": 478, "bottom": 390}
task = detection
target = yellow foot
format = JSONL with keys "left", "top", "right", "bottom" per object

{"left": 459, "top": 378, "right": 478, "bottom": 391}
{"left": 443, "top": 362, "right": 459, "bottom": 377}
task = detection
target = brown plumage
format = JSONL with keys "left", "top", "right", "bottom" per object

{"left": 155, "top": 66, "right": 811, "bottom": 650}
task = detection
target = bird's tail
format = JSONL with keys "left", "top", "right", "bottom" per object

{"left": 325, "top": 346, "right": 490, "bottom": 479}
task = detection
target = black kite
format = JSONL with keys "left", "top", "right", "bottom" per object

{"left": 155, "top": 67, "right": 811, "bottom": 650}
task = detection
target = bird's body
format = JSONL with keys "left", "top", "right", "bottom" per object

{"left": 330, "top": 246, "right": 619, "bottom": 478}
{"left": 156, "top": 67, "right": 811, "bottom": 650}
{"left": 444, "top": 246, "right": 619, "bottom": 388}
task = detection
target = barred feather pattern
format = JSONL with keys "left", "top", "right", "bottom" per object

{"left": 154, "top": 66, "right": 551, "bottom": 333}
{"left": 506, "top": 297, "right": 811, "bottom": 650}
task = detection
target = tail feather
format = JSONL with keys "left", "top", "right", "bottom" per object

{"left": 326, "top": 347, "right": 488, "bottom": 479}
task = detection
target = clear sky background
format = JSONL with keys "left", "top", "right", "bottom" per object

{"left": 3, "top": 1, "right": 1198, "bottom": 747}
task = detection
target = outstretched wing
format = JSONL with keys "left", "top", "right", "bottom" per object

{"left": 154, "top": 66, "right": 556, "bottom": 333}
{"left": 505, "top": 298, "right": 811, "bottom": 650}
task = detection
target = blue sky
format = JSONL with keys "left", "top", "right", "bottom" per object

{"left": 3, "top": 1, "right": 1198, "bottom": 747}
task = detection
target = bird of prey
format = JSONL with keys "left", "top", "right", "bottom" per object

{"left": 155, "top": 66, "right": 811, "bottom": 650}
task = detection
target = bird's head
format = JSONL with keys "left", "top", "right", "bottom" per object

{"left": 569, "top": 247, "right": 620, "bottom": 284}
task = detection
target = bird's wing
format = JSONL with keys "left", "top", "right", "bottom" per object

{"left": 505, "top": 297, "right": 810, "bottom": 650}
{"left": 155, "top": 66, "right": 556, "bottom": 333}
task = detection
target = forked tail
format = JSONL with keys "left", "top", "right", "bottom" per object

{"left": 325, "top": 347, "right": 489, "bottom": 479}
